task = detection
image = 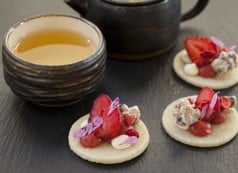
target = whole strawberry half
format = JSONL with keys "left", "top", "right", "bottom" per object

{"left": 199, "top": 64, "right": 216, "bottom": 78}
{"left": 189, "top": 120, "right": 212, "bottom": 137}
{"left": 185, "top": 37, "right": 220, "bottom": 67}
{"left": 89, "top": 94, "right": 122, "bottom": 141}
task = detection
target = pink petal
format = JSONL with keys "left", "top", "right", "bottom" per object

{"left": 211, "top": 36, "right": 224, "bottom": 48}
{"left": 210, "top": 92, "right": 219, "bottom": 109}
{"left": 73, "top": 127, "right": 88, "bottom": 138}
{"left": 229, "top": 45, "right": 237, "bottom": 51}
{"left": 200, "top": 104, "right": 208, "bottom": 120}
{"left": 202, "top": 92, "right": 219, "bottom": 121}
{"left": 120, "top": 136, "right": 138, "bottom": 145}
{"left": 108, "top": 97, "right": 120, "bottom": 115}
{"left": 73, "top": 116, "right": 103, "bottom": 139}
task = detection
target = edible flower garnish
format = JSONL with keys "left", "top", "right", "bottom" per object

{"left": 211, "top": 36, "right": 237, "bottom": 52}
{"left": 120, "top": 136, "right": 138, "bottom": 145}
{"left": 108, "top": 97, "right": 120, "bottom": 115}
{"left": 73, "top": 94, "right": 141, "bottom": 148}
{"left": 74, "top": 115, "right": 103, "bottom": 138}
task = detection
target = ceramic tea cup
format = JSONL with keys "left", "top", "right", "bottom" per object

{"left": 2, "top": 14, "right": 106, "bottom": 106}
{"left": 65, "top": 0, "right": 209, "bottom": 60}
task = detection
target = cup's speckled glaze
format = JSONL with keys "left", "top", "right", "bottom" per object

{"left": 2, "top": 14, "right": 107, "bottom": 107}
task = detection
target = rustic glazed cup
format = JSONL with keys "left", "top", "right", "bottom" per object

{"left": 64, "top": 0, "right": 209, "bottom": 60}
{"left": 2, "top": 14, "right": 106, "bottom": 107}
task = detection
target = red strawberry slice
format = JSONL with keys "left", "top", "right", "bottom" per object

{"left": 189, "top": 120, "right": 212, "bottom": 136}
{"left": 220, "top": 96, "right": 231, "bottom": 109}
{"left": 94, "top": 108, "right": 122, "bottom": 141}
{"left": 202, "top": 93, "right": 221, "bottom": 122}
{"left": 89, "top": 94, "right": 122, "bottom": 141}
{"left": 185, "top": 37, "right": 219, "bottom": 67}
{"left": 195, "top": 87, "right": 215, "bottom": 110}
{"left": 80, "top": 133, "right": 102, "bottom": 148}
{"left": 199, "top": 64, "right": 216, "bottom": 78}
{"left": 89, "top": 94, "right": 112, "bottom": 121}
{"left": 126, "top": 128, "right": 139, "bottom": 138}
{"left": 124, "top": 114, "right": 138, "bottom": 127}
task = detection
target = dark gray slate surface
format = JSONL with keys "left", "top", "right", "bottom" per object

{"left": 0, "top": 0, "right": 238, "bottom": 173}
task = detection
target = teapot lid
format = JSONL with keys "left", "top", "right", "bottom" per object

{"left": 103, "top": 0, "right": 161, "bottom": 5}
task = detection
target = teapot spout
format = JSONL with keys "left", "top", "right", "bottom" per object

{"left": 64, "top": 0, "right": 88, "bottom": 16}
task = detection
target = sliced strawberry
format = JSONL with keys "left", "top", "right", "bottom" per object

{"left": 211, "top": 112, "right": 226, "bottom": 124}
{"left": 189, "top": 120, "right": 212, "bottom": 137}
{"left": 185, "top": 37, "right": 219, "bottom": 67}
{"left": 80, "top": 133, "right": 102, "bottom": 148}
{"left": 124, "top": 114, "right": 137, "bottom": 127}
{"left": 195, "top": 87, "right": 215, "bottom": 110}
{"left": 94, "top": 108, "right": 122, "bottom": 141}
{"left": 202, "top": 94, "right": 220, "bottom": 122}
{"left": 220, "top": 96, "right": 231, "bottom": 109}
{"left": 89, "top": 94, "right": 112, "bottom": 121}
{"left": 88, "top": 94, "right": 122, "bottom": 141}
{"left": 126, "top": 128, "right": 139, "bottom": 138}
{"left": 199, "top": 64, "right": 216, "bottom": 78}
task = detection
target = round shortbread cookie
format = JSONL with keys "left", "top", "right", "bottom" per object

{"left": 162, "top": 96, "right": 238, "bottom": 147}
{"left": 173, "top": 50, "right": 238, "bottom": 89}
{"left": 68, "top": 114, "right": 150, "bottom": 164}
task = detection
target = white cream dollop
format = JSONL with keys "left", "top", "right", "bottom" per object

{"left": 111, "top": 135, "right": 132, "bottom": 150}
{"left": 184, "top": 63, "right": 199, "bottom": 76}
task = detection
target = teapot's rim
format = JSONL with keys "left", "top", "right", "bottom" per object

{"left": 103, "top": 0, "right": 163, "bottom": 6}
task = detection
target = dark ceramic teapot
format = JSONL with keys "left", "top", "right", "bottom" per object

{"left": 65, "top": 0, "right": 209, "bottom": 60}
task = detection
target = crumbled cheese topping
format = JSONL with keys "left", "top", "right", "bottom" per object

{"left": 211, "top": 51, "right": 238, "bottom": 73}
{"left": 173, "top": 98, "right": 200, "bottom": 130}
{"left": 120, "top": 104, "right": 141, "bottom": 120}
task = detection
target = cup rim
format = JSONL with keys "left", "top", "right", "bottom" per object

{"left": 3, "top": 14, "right": 105, "bottom": 69}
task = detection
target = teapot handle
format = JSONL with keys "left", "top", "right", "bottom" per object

{"left": 64, "top": 0, "right": 88, "bottom": 16}
{"left": 181, "top": 0, "right": 209, "bottom": 22}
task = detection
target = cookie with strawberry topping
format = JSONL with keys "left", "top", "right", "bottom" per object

{"left": 162, "top": 87, "right": 238, "bottom": 147}
{"left": 68, "top": 94, "right": 150, "bottom": 164}
{"left": 173, "top": 36, "right": 238, "bottom": 89}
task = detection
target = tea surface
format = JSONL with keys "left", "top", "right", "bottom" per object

{"left": 14, "top": 29, "right": 95, "bottom": 65}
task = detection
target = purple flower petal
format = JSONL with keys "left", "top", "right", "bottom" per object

{"left": 108, "top": 97, "right": 120, "bottom": 115}
{"left": 120, "top": 136, "right": 138, "bottom": 145}
{"left": 211, "top": 36, "right": 224, "bottom": 48}
{"left": 201, "top": 92, "right": 219, "bottom": 121}
{"left": 73, "top": 126, "right": 88, "bottom": 138}
{"left": 209, "top": 92, "right": 219, "bottom": 109}
{"left": 73, "top": 116, "right": 103, "bottom": 139}
{"left": 88, "top": 116, "right": 103, "bottom": 134}
{"left": 200, "top": 104, "right": 208, "bottom": 120}
{"left": 229, "top": 45, "right": 237, "bottom": 51}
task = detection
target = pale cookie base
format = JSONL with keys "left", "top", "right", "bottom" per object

{"left": 162, "top": 96, "right": 238, "bottom": 147}
{"left": 68, "top": 114, "right": 150, "bottom": 164}
{"left": 173, "top": 49, "right": 238, "bottom": 89}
